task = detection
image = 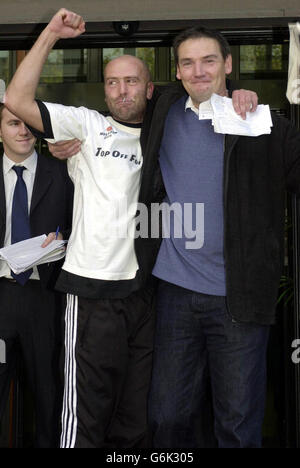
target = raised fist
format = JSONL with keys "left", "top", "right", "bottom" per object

{"left": 47, "top": 8, "right": 85, "bottom": 39}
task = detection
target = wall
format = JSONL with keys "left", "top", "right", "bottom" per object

{"left": 0, "top": 0, "right": 299, "bottom": 24}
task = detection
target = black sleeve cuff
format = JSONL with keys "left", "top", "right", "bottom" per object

{"left": 26, "top": 99, "right": 54, "bottom": 139}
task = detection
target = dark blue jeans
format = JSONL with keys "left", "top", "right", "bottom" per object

{"left": 148, "top": 280, "right": 270, "bottom": 448}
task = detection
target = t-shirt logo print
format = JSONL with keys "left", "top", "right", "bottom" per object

{"left": 100, "top": 126, "right": 118, "bottom": 139}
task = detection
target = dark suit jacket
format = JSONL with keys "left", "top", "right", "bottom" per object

{"left": 0, "top": 153, "right": 74, "bottom": 290}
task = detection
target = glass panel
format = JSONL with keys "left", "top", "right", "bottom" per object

{"left": 103, "top": 48, "right": 125, "bottom": 68}
{"left": 240, "top": 44, "right": 288, "bottom": 78}
{"left": 271, "top": 44, "right": 284, "bottom": 71}
{"left": 0, "top": 51, "right": 10, "bottom": 86}
{"left": 240, "top": 45, "right": 267, "bottom": 73}
{"left": 40, "top": 49, "right": 88, "bottom": 83}
{"left": 102, "top": 47, "right": 155, "bottom": 79}
{"left": 136, "top": 48, "right": 155, "bottom": 79}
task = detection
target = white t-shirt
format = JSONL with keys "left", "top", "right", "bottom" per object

{"left": 44, "top": 103, "right": 142, "bottom": 281}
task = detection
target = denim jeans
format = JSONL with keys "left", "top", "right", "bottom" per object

{"left": 148, "top": 280, "right": 270, "bottom": 448}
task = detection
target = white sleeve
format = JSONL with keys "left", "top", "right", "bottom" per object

{"left": 43, "top": 102, "right": 89, "bottom": 143}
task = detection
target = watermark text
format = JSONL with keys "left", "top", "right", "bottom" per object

{"left": 101, "top": 201, "right": 205, "bottom": 250}
{"left": 291, "top": 339, "right": 300, "bottom": 364}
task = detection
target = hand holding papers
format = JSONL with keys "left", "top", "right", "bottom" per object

{"left": 209, "top": 93, "right": 273, "bottom": 137}
{"left": 0, "top": 234, "right": 67, "bottom": 274}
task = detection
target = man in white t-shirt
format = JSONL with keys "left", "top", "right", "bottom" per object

{"left": 4, "top": 10, "right": 157, "bottom": 449}
{"left": 4, "top": 9, "right": 258, "bottom": 448}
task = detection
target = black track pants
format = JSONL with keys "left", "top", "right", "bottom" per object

{"left": 60, "top": 286, "right": 156, "bottom": 448}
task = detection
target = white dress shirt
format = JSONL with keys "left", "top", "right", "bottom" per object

{"left": 185, "top": 95, "right": 214, "bottom": 120}
{"left": 0, "top": 151, "right": 39, "bottom": 279}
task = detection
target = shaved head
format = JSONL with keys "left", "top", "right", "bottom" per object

{"left": 104, "top": 55, "right": 152, "bottom": 82}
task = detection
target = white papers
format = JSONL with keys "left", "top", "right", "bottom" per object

{"left": 0, "top": 235, "right": 67, "bottom": 274}
{"left": 209, "top": 93, "right": 273, "bottom": 137}
{"left": 286, "top": 23, "right": 300, "bottom": 104}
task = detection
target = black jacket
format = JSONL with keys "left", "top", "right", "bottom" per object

{"left": 0, "top": 153, "right": 74, "bottom": 290}
{"left": 136, "top": 83, "right": 300, "bottom": 325}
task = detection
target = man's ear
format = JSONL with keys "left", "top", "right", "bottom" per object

{"left": 176, "top": 65, "right": 181, "bottom": 81}
{"left": 225, "top": 54, "right": 232, "bottom": 75}
{"left": 146, "top": 81, "right": 155, "bottom": 100}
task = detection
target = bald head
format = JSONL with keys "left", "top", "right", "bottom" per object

{"left": 104, "top": 55, "right": 152, "bottom": 83}
{"left": 104, "top": 54, "right": 154, "bottom": 124}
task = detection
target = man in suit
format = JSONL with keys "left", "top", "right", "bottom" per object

{"left": 0, "top": 104, "right": 73, "bottom": 447}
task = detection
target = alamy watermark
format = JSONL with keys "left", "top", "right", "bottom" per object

{"left": 291, "top": 339, "right": 300, "bottom": 364}
{"left": 101, "top": 201, "right": 205, "bottom": 250}
{"left": 0, "top": 339, "right": 6, "bottom": 364}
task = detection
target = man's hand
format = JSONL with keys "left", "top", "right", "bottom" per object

{"left": 47, "top": 8, "right": 86, "bottom": 40}
{"left": 41, "top": 232, "right": 63, "bottom": 248}
{"left": 48, "top": 139, "right": 82, "bottom": 160}
{"left": 232, "top": 89, "right": 258, "bottom": 120}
